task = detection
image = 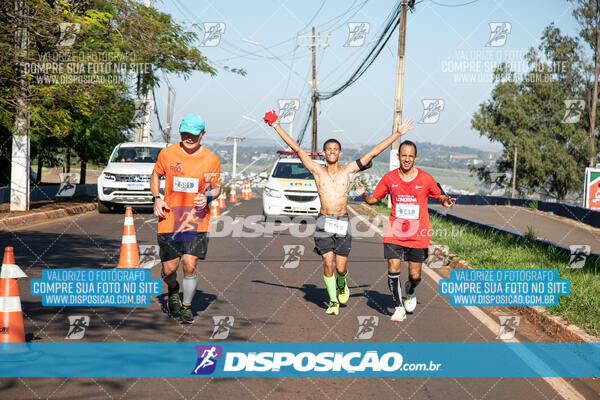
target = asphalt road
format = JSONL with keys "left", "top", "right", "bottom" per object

{"left": 0, "top": 200, "right": 597, "bottom": 399}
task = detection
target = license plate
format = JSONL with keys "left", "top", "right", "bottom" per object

{"left": 291, "top": 207, "right": 310, "bottom": 213}
{"left": 127, "top": 183, "right": 145, "bottom": 190}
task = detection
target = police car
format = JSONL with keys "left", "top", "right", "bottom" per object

{"left": 97, "top": 142, "right": 166, "bottom": 213}
{"left": 262, "top": 151, "right": 324, "bottom": 218}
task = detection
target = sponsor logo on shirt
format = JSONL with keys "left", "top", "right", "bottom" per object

{"left": 170, "top": 162, "right": 182, "bottom": 174}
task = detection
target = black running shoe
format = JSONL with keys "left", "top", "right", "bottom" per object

{"left": 167, "top": 283, "right": 181, "bottom": 316}
{"left": 180, "top": 305, "right": 194, "bottom": 324}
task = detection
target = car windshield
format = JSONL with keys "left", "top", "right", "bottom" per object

{"left": 272, "top": 162, "right": 316, "bottom": 180}
{"left": 110, "top": 147, "right": 162, "bottom": 163}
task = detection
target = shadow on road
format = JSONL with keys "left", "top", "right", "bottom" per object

{"left": 156, "top": 289, "right": 217, "bottom": 317}
{"left": 0, "top": 231, "right": 122, "bottom": 269}
{"left": 362, "top": 289, "right": 393, "bottom": 316}
{"left": 251, "top": 280, "right": 327, "bottom": 309}
{"left": 251, "top": 280, "right": 371, "bottom": 311}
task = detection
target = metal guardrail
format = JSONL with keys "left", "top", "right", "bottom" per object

{"left": 427, "top": 194, "right": 600, "bottom": 229}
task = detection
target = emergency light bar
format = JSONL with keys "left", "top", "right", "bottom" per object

{"left": 277, "top": 150, "right": 323, "bottom": 157}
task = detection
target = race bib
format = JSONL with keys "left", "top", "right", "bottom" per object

{"left": 324, "top": 218, "right": 348, "bottom": 235}
{"left": 395, "top": 203, "right": 419, "bottom": 219}
{"left": 173, "top": 176, "right": 199, "bottom": 193}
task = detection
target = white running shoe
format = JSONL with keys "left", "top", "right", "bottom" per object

{"left": 391, "top": 306, "right": 406, "bottom": 322}
{"left": 404, "top": 281, "right": 417, "bottom": 313}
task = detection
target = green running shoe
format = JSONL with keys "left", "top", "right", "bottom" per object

{"left": 167, "top": 283, "right": 181, "bottom": 316}
{"left": 325, "top": 301, "right": 340, "bottom": 315}
{"left": 337, "top": 283, "right": 349, "bottom": 305}
{"left": 180, "top": 305, "right": 194, "bottom": 324}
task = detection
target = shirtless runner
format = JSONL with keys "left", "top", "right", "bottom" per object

{"left": 264, "top": 110, "right": 413, "bottom": 315}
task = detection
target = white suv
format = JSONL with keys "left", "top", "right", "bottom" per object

{"left": 262, "top": 152, "right": 324, "bottom": 218}
{"left": 97, "top": 142, "right": 167, "bottom": 213}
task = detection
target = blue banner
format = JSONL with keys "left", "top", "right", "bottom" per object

{"left": 439, "top": 269, "right": 569, "bottom": 306}
{"left": 30, "top": 269, "right": 161, "bottom": 307}
{"left": 1, "top": 342, "right": 598, "bottom": 378}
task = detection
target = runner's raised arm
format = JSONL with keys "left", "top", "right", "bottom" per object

{"left": 346, "top": 117, "right": 413, "bottom": 173}
{"left": 265, "top": 110, "right": 322, "bottom": 175}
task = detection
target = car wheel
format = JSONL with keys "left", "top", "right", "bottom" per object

{"left": 98, "top": 201, "right": 111, "bottom": 213}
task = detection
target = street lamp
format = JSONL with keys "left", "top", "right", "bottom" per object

{"left": 226, "top": 136, "right": 245, "bottom": 180}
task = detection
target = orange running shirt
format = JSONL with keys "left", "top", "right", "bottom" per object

{"left": 153, "top": 143, "right": 221, "bottom": 233}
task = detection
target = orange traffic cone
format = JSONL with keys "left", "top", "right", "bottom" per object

{"left": 118, "top": 207, "right": 139, "bottom": 268}
{"left": 0, "top": 247, "right": 27, "bottom": 343}
{"left": 247, "top": 181, "right": 253, "bottom": 200}
{"left": 241, "top": 182, "right": 247, "bottom": 200}
{"left": 219, "top": 191, "right": 226, "bottom": 208}
{"left": 210, "top": 200, "right": 220, "bottom": 218}
{"left": 230, "top": 181, "right": 237, "bottom": 203}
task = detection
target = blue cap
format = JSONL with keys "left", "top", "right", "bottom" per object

{"left": 179, "top": 114, "right": 206, "bottom": 135}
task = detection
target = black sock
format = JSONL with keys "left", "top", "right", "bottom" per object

{"left": 162, "top": 271, "right": 178, "bottom": 291}
{"left": 407, "top": 276, "right": 421, "bottom": 295}
{"left": 387, "top": 273, "right": 402, "bottom": 307}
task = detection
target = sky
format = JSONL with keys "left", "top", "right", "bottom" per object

{"left": 149, "top": 0, "right": 582, "bottom": 153}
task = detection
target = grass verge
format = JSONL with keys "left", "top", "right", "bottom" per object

{"left": 367, "top": 202, "right": 600, "bottom": 337}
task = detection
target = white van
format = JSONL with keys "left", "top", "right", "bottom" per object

{"left": 97, "top": 142, "right": 167, "bottom": 213}
{"left": 262, "top": 151, "right": 324, "bottom": 218}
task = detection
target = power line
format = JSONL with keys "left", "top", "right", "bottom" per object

{"left": 295, "top": 1, "right": 403, "bottom": 143}
{"left": 316, "top": 1, "right": 401, "bottom": 101}
{"left": 283, "top": 46, "right": 297, "bottom": 97}
{"left": 295, "top": 102, "right": 313, "bottom": 146}
{"left": 214, "top": 0, "right": 370, "bottom": 63}
{"left": 298, "top": 0, "right": 329, "bottom": 33}
{"left": 152, "top": 87, "right": 164, "bottom": 135}
{"left": 429, "top": 0, "right": 482, "bottom": 7}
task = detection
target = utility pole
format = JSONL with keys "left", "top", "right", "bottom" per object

{"left": 311, "top": 27, "right": 317, "bottom": 153}
{"left": 511, "top": 145, "right": 518, "bottom": 198}
{"left": 11, "top": 0, "right": 30, "bottom": 211}
{"left": 138, "top": 92, "right": 153, "bottom": 142}
{"left": 135, "top": 0, "right": 152, "bottom": 143}
{"left": 298, "top": 28, "right": 330, "bottom": 152}
{"left": 226, "top": 136, "right": 245, "bottom": 180}
{"left": 588, "top": 4, "right": 600, "bottom": 167}
{"left": 389, "top": 0, "right": 409, "bottom": 172}
{"left": 164, "top": 85, "right": 172, "bottom": 144}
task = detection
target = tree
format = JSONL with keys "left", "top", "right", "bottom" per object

{"left": 471, "top": 24, "right": 597, "bottom": 201}
{"left": 0, "top": 0, "right": 234, "bottom": 188}
{"left": 569, "top": 0, "right": 600, "bottom": 167}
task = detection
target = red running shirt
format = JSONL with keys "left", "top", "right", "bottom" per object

{"left": 371, "top": 168, "right": 441, "bottom": 248}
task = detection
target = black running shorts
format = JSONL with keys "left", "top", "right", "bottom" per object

{"left": 383, "top": 243, "right": 428, "bottom": 262}
{"left": 313, "top": 213, "right": 352, "bottom": 257}
{"left": 157, "top": 231, "right": 209, "bottom": 262}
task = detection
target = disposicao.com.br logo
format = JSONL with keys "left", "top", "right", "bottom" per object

{"left": 222, "top": 351, "right": 441, "bottom": 374}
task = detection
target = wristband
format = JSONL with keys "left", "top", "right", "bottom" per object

{"left": 206, "top": 194, "right": 213, "bottom": 204}
{"left": 152, "top": 195, "right": 160, "bottom": 202}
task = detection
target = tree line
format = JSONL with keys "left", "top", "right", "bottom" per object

{"left": 472, "top": 0, "right": 600, "bottom": 201}
{"left": 0, "top": 0, "right": 227, "bottom": 185}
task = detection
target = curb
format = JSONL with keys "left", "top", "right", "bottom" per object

{"left": 0, "top": 203, "right": 97, "bottom": 231}
{"left": 352, "top": 203, "right": 599, "bottom": 343}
